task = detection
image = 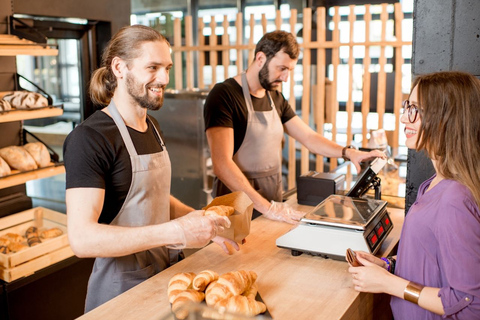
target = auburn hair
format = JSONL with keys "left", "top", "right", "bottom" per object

{"left": 413, "top": 71, "right": 480, "bottom": 207}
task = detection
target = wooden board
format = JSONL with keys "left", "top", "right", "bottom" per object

{"left": 0, "top": 164, "right": 65, "bottom": 189}
{"left": 0, "top": 106, "right": 63, "bottom": 123}
{"left": 0, "top": 207, "right": 73, "bottom": 282}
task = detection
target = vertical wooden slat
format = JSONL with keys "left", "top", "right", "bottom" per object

{"left": 248, "top": 14, "right": 255, "bottom": 64}
{"left": 392, "top": 3, "right": 405, "bottom": 149}
{"left": 222, "top": 16, "right": 230, "bottom": 81}
{"left": 300, "top": 8, "right": 312, "bottom": 175}
{"left": 236, "top": 13, "right": 243, "bottom": 74}
{"left": 198, "top": 18, "right": 206, "bottom": 89}
{"left": 185, "top": 16, "right": 194, "bottom": 90}
{"left": 275, "top": 10, "right": 282, "bottom": 30}
{"left": 315, "top": 7, "right": 326, "bottom": 173}
{"left": 210, "top": 18, "right": 218, "bottom": 88}
{"left": 346, "top": 5, "right": 356, "bottom": 146}
{"left": 376, "top": 4, "right": 388, "bottom": 130}
{"left": 173, "top": 18, "right": 183, "bottom": 90}
{"left": 261, "top": 14, "right": 268, "bottom": 34}
{"left": 287, "top": 9, "right": 297, "bottom": 190}
{"left": 361, "top": 5, "right": 372, "bottom": 148}
{"left": 330, "top": 7, "right": 341, "bottom": 170}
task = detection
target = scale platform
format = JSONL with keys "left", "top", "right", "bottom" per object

{"left": 276, "top": 194, "right": 393, "bottom": 260}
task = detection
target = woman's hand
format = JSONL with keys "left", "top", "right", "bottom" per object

{"left": 348, "top": 252, "right": 393, "bottom": 294}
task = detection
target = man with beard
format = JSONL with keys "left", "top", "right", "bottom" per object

{"left": 204, "top": 30, "right": 384, "bottom": 223}
{"left": 63, "top": 25, "right": 236, "bottom": 312}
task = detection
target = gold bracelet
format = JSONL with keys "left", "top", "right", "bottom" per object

{"left": 404, "top": 281, "right": 425, "bottom": 305}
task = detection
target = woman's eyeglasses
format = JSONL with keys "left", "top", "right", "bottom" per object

{"left": 401, "top": 100, "right": 421, "bottom": 123}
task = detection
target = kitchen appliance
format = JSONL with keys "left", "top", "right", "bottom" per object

{"left": 276, "top": 158, "right": 392, "bottom": 260}
{"left": 296, "top": 171, "right": 345, "bottom": 206}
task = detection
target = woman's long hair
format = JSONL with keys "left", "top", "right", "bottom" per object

{"left": 414, "top": 71, "right": 480, "bottom": 207}
{"left": 89, "top": 25, "right": 169, "bottom": 106}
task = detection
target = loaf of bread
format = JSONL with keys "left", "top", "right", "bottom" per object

{"left": 25, "top": 226, "right": 42, "bottom": 247}
{"left": 215, "top": 295, "right": 266, "bottom": 317}
{"left": 216, "top": 270, "right": 257, "bottom": 296}
{"left": 171, "top": 289, "right": 205, "bottom": 320}
{"left": 0, "top": 146, "right": 38, "bottom": 171}
{"left": 23, "top": 142, "right": 51, "bottom": 168}
{"left": 3, "top": 233, "right": 24, "bottom": 243}
{"left": 7, "top": 241, "right": 27, "bottom": 252}
{"left": 2, "top": 91, "right": 48, "bottom": 109}
{"left": 193, "top": 270, "right": 219, "bottom": 291}
{"left": 0, "top": 99, "right": 12, "bottom": 111}
{"left": 40, "top": 227, "right": 63, "bottom": 239}
{"left": 205, "top": 205, "right": 235, "bottom": 217}
{"left": 0, "top": 156, "right": 11, "bottom": 177}
{"left": 205, "top": 281, "right": 233, "bottom": 307}
{"left": 167, "top": 272, "right": 196, "bottom": 303}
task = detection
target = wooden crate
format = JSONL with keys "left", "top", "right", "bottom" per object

{"left": 0, "top": 207, "right": 74, "bottom": 282}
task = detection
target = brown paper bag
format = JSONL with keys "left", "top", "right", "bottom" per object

{"left": 203, "top": 191, "right": 253, "bottom": 242}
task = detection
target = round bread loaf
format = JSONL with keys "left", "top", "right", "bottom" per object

{"left": 0, "top": 99, "right": 12, "bottom": 111}
{"left": 0, "top": 156, "right": 11, "bottom": 177}
{"left": 0, "top": 146, "right": 38, "bottom": 171}
{"left": 23, "top": 142, "right": 51, "bottom": 168}
{"left": 2, "top": 91, "right": 48, "bottom": 109}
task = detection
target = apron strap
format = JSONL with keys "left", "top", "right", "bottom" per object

{"left": 241, "top": 72, "right": 275, "bottom": 123}
{"left": 107, "top": 100, "right": 138, "bottom": 156}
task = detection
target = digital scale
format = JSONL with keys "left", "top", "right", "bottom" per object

{"left": 276, "top": 157, "right": 393, "bottom": 260}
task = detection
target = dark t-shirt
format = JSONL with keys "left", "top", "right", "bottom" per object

{"left": 203, "top": 78, "right": 297, "bottom": 154}
{"left": 63, "top": 110, "right": 165, "bottom": 224}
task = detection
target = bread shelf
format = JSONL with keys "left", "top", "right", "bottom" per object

{"left": 0, "top": 34, "right": 58, "bottom": 56}
{"left": 0, "top": 106, "right": 63, "bottom": 123}
{"left": 0, "top": 164, "right": 65, "bottom": 189}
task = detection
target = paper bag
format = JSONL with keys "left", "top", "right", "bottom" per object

{"left": 203, "top": 191, "right": 253, "bottom": 242}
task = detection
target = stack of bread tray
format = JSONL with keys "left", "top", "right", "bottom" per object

{"left": 0, "top": 207, "right": 74, "bottom": 282}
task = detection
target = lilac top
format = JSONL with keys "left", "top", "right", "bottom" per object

{"left": 391, "top": 175, "right": 480, "bottom": 319}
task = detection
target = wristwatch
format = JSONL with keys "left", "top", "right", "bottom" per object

{"left": 342, "top": 145, "right": 356, "bottom": 161}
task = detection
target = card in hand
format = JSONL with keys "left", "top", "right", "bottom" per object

{"left": 346, "top": 248, "right": 364, "bottom": 267}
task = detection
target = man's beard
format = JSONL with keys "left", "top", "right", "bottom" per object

{"left": 259, "top": 59, "right": 282, "bottom": 91}
{"left": 125, "top": 72, "right": 165, "bottom": 111}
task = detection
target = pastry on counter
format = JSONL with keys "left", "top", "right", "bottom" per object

{"left": 0, "top": 156, "right": 12, "bottom": 177}
{"left": 192, "top": 270, "right": 219, "bottom": 291}
{"left": 167, "top": 272, "right": 196, "bottom": 303}
{"left": 171, "top": 289, "right": 205, "bottom": 319}
{"left": 24, "top": 142, "right": 51, "bottom": 168}
{"left": 2, "top": 91, "right": 48, "bottom": 109}
{"left": 215, "top": 294, "right": 266, "bottom": 317}
{"left": 0, "top": 145, "right": 38, "bottom": 171}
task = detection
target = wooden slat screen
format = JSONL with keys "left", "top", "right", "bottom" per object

{"left": 169, "top": 3, "right": 411, "bottom": 190}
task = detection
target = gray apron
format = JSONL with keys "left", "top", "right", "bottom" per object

{"left": 85, "top": 101, "right": 173, "bottom": 312}
{"left": 213, "top": 72, "right": 284, "bottom": 218}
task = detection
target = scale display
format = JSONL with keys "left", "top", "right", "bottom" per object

{"left": 301, "top": 194, "right": 387, "bottom": 230}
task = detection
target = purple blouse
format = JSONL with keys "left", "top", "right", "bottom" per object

{"left": 391, "top": 175, "right": 480, "bottom": 319}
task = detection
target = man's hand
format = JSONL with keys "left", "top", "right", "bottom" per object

{"left": 167, "top": 210, "right": 231, "bottom": 249}
{"left": 264, "top": 201, "right": 306, "bottom": 224}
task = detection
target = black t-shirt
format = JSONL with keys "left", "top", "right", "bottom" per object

{"left": 203, "top": 78, "right": 297, "bottom": 154}
{"left": 63, "top": 110, "right": 165, "bottom": 224}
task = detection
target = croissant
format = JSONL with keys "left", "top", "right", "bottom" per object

{"left": 205, "top": 281, "right": 233, "bottom": 307}
{"left": 171, "top": 289, "right": 205, "bottom": 320}
{"left": 0, "top": 245, "right": 10, "bottom": 254}
{"left": 8, "top": 241, "right": 28, "bottom": 252}
{"left": 193, "top": 269, "right": 219, "bottom": 291}
{"left": 215, "top": 295, "right": 266, "bottom": 317}
{"left": 205, "top": 205, "right": 235, "bottom": 217}
{"left": 242, "top": 282, "right": 258, "bottom": 299}
{"left": 25, "top": 226, "right": 41, "bottom": 247}
{"left": 4, "top": 233, "right": 24, "bottom": 243}
{"left": 40, "top": 227, "right": 63, "bottom": 239}
{"left": 216, "top": 270, "right": 257, "bottom": 296}
{"left": 0, "top": 237, "right": 9, "bottom": 246}
{"left": 167, "top": 272, "right": 196, "bottom": 303}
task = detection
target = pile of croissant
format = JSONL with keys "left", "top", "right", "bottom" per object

{"left": 168, "top": 269, "right": 266, "bottom": 319}
{"left": 0, "top": 227, "right": 63, "bottom": 254}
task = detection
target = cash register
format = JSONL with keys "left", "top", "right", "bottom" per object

{"left": 276, "top": 157, "right": 393, "bottom": 260}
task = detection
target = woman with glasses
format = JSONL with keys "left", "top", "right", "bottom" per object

{"left": 347, "top": 71, "right": 480, "bottom": 319}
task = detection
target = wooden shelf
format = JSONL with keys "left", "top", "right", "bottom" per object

{"left": 0, "top": 164, "right": 65, "bottom": 189}
{"left": 0, "top": 107, "right": 63, "bottom": 123}
{"left": 0, "top": 35, "right": 58, "bottom": 56}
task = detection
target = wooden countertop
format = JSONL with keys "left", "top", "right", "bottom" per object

{"left": 78, "top": 206, "right": 404, "bottom": 320}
